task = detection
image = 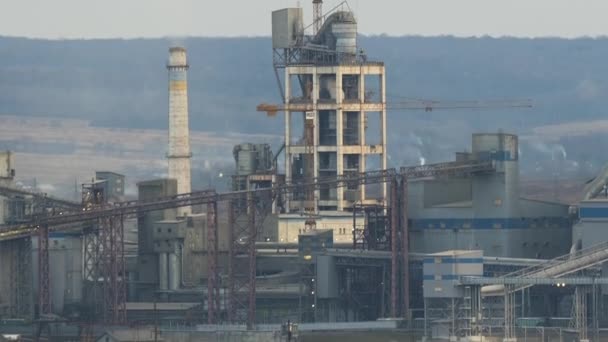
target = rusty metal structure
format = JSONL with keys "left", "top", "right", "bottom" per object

{"left": 0, "top": 160, "right": 498, "bottom": 327}
{"left": 81, "top": 180, "right": 127, "bottom": 324}
{"left": 206, "top": 199, "right": 220, "bottom": 324}
{"left": 0, "top": 169, "right": 395, "bottom": 325}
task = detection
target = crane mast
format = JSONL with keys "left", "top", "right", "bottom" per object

{"left": 313, "top": 0, "right": 323, "bottom": 35}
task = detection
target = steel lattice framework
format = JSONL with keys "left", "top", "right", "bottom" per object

{"left": 312, "top": 0, "right": 323, "bottom": 35}
{"left": 206, "top": 200, "right": 220, "bottom": 324}
{"left": 0, "top": 161, "right": 494, "bottom": 326}
{"left": 37, "top": 225, "right": 51, "bottom": 316}
{"left": 98, "top": 214, "right": 126, "bottom": 324}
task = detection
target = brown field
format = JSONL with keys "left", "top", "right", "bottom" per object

{"left": 519, "top": 178, "right": 587, "bottom": 205}
{"left": 0, "top": 115, "right": 280, "bottom": 197}
{"left": 0, "top": 115, "right": 599, "bottom": 202}
{"left": 523, "top": 119, "right": 608, "bottom": 141}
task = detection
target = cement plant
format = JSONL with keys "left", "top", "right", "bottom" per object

{"left": 1, "top": 2, "right": 608, "bottom": 342}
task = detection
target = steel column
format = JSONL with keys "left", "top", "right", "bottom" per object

{"left": 227, "top": 200, "right": 237, "bottom": 322}
{"left": 504, "top": 285, "right": 515, "bottom": 341}
{"left": 574, "top": 285, "right": 589, "bottom": 342}
{"left": 116, "top": 215, "right": 127, "bottom": 323}
{"left": 17, "top": 238, "right": 33, "bottom": 318}
{"left": 400, "top": 177, "right": 409, "bottom": 320}
{"left": 247, "top": 193, "right": 257, "bottom": 329}
{"left": 99, "top": 214, "right": 126, "bottom": 324}
{"left": 228, "top": 192, "right": 256, "bottom": 326}
{"left": 206, "top": 200, "right": 219, "bottom": 324}
{"left": 38, "top": 224, "right": 51, "bottom": 316}
{"left": 313, "top": 0, "right": 323, "bottom": 35}
{"left": 389, "top": 177, "right": 398, "bottom": 317}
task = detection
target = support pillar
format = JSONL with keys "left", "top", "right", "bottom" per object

{"left": 228, "top": 192, "right": 259, "bottom": 328}
{"left": 336, "top": 69, "right": 344, "bottom": 211}
{"left": 207, "top": 200, "right": 219, "bottom": 324}
{"left": 284, "top": 68, "right": 292, "bottom": 212}
{"left": 389, "top": 177, "right": 398, "bottom": 317}
{"left": 504, "top": 285, "right": 517, "bottom": 342}
{"left": 574, "top": 285, "right": 589, "bottom": 342}
{"left": 102, "top": 215, "right": 126, "bottom": 324}
{"left": 247, "top": 193, "right": 257, "bottom": 330}
{"left": 227, "top": 200, "right": 237, "bottom": 322}
{"left": 400, "top": 177, "right": 410, "bottom": 320}
{"left": 38, "top": 224, "right": 50, "bottom": 316}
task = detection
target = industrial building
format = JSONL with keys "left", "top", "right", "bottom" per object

{"left": 2, "top": 2, "right": 608, "bottom": 342}
{"left": 273, "top": 6, "right": 387, "bottom": 214}
{"left": 408, "top": 133, "right": 572, "bottom": 259}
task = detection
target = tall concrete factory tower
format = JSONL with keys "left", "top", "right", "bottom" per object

{"left": 271, "top": 7, "right": 387, "bottom": 213}
{"left": 167, "top": 46, "right": 192, "bottom": 216}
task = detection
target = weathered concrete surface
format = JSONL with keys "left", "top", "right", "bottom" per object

{"left": 0, "top": 240, "right": 14, "bottom": 315}
{"left": 161, "top": 330, "right": 281, "bottom": 342}
{"left": 300, "top": 331, "right": 420, "bottom": 342}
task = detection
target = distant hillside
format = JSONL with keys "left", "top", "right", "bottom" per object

{"left": 2, "top": 36, "right": 608, "bottom": 132}
{"left": 1, "top": 35, "right": 608, "bottom": 182}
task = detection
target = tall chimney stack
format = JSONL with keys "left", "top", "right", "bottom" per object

{"left": 167, "top": 46, "right": 192, "bottom": 216}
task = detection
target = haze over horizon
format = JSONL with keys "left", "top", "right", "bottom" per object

{"left": 2, "top": 0, "right": 608, "bottom": 39}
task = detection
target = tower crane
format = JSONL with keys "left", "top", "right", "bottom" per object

{"left": 256, "top": 98, "right": 532, "bottom": 116}
{"left": 256, "top": 97, "right": 532, "bottom": 228}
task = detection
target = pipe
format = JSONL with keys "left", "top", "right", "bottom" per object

{"left": 482, "top": 241, "right": 608, "bottom": 296}
{"left": 569, "top": 239, "right": 581, "bottom": 258}
{"left": 158, "top": 253, "right": 168, "bottom": 291}
{"left": 583, "top": 163, "right": 608, "bottom": 200}
{"left": 168, "top": 252, "right": 180, "bottom": 290}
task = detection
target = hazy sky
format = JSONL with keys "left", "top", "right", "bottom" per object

{"left": 2, "top": 0, "right": 608, "bottom": 39}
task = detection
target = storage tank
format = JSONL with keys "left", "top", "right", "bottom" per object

{"left": 472, "top": 133, "right": 518, "bottom": 165}
{"left": 234, "top": 144, "right": 257, "bottom": 176}
{"left": 332, "top": 22, "right": 357, "bottom": 55}
{"left": 471, "top": 133, "right": 519, "bottom": 217}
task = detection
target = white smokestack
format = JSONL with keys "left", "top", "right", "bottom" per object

{"left": 167, "top": 46, "right": 192, "bottom": 216}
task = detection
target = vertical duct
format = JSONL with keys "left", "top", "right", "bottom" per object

{"left": 158, "top": 253, "right": 168, "bottom": 291}
{"left": 168, "top": 252, "right": 180, "bottom": 290}
{"left": 167, "top": 46, "right": 192, "bottom": 216}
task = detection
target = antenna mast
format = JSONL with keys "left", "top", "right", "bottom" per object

{"left": 313, "top": 0, "right": 323, "bottom": 35}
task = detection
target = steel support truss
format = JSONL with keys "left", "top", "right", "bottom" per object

{"left": 2, "top": 161, "right": 495, "bottom": 328}
{"left": 99, "top": 214, "right": 126, "bottom": 324}
{"left": 206, "top": 199, "right": 220, "bottom": 324}
{"left": 573, "top": 285, "right": 589, "bottom": 342}
{"left": 37, "top": 225, "right": 50, "bottom": 316}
